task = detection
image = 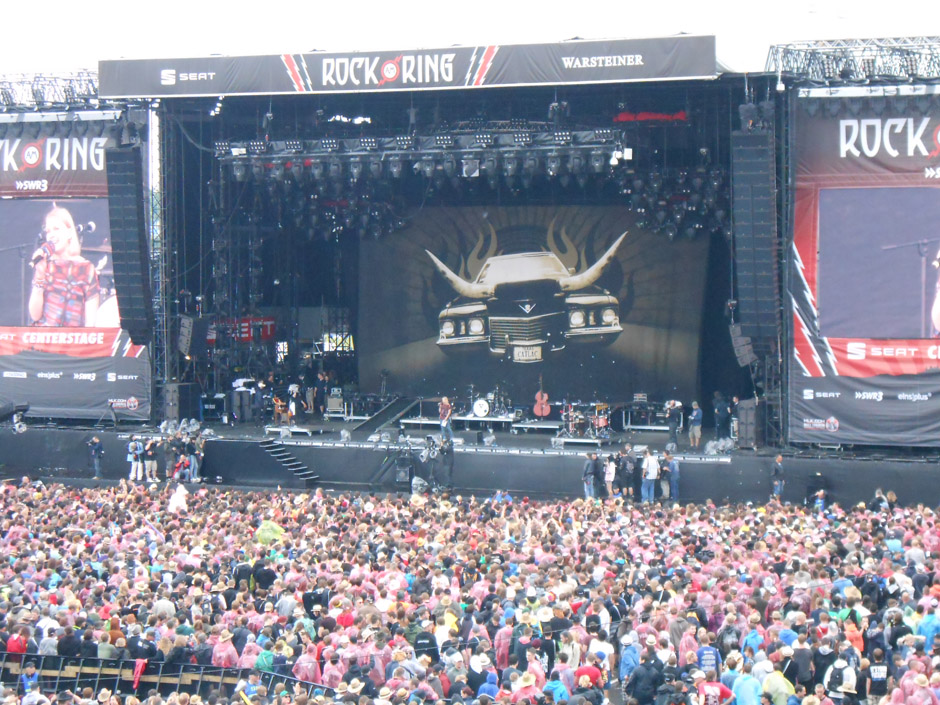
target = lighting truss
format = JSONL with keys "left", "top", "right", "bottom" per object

{"left": 767, "top": 37, "right": 940, "bottom": 82}
{"left": 0, "top": 71, "right": 100, "bottom": 110}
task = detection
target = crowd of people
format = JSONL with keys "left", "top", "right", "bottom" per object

{"left": 0, "top": 477, "right": 937, "bottom": 705}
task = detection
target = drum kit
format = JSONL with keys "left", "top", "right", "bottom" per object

{"left": 465, "top": 384, "right": 513, "bottom": 418}
{"left": 560, "top": 402, "right": 611, "bottom": 439}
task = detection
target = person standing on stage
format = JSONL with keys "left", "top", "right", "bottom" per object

{"left": 615, "top": 445, "right": 634, "bottom": 498}
{"left": 641, "top": 449, "right": 659, "bottom": 503}
{"left": 666, "top": 401, "right": 681, "bottom": 448}
{"left": 88, "top": 436, "right": 104, "bottom": 479}
{"left": 143, "top": 438, "right": 159, "bottom": 482}
{"left": 688, "top": 401, "right": 703, "bottom": 450}
{"left": 314, "top": 371, "right": 328, "bottom": 417}
{"left": 28, "top": 204, "right": 100, "bottom": 327}
{"left": 582, "top": 452, "right": 598, "bottom": 499}
{"left": 664, "top": 451, "right": 680, "bottom": 502}
{"left": 771, "top": 454, "right": 784, "bottom": 500}
{"left": 439, "top": 396, "right": 454, "bottom": 443}
{"left": 713, "top": 391, "right": 731, "bottom": 439}
{"left": 126, "top": 436, "right": 144, "bottom": 483}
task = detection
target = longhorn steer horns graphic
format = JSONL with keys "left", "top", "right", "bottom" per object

{"left": 426, "top": 231, "right": 627, "bottom": 298}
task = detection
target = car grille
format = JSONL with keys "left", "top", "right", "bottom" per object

{"left": 489, "top": 314, "right": 562, "bottom": 346}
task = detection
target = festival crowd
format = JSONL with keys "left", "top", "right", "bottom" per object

{"left": 0, "top": 478, "right": 938, "bottom": 705}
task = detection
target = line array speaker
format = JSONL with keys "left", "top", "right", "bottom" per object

{"left": 105, "top": 147, "right": 154, "bottom": 345}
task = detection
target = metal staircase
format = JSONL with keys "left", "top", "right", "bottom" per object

{"left": 258, "top": 439, "right": 320, "bottom": 487}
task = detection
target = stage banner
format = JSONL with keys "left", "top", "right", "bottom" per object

{"left": 99, "top": 36, "right": 716, "bottom": 98}
{"left": 0, "top": 134, "right": 113, "bottom": 198}
{"left": 358, "top": 206, "right": 708, "bottom": 404}
{"left": 787, "top": 93, "right": 940, "bottom": 445}
{"left": 0, "top": 197, "right": 152, "bottom": 420}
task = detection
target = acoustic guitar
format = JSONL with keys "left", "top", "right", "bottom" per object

{"left": 533, "top": 374, "right": 550, "bottom": 417}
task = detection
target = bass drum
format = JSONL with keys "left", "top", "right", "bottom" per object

{"left": 473, "top": 398, "right": 491, "bottom": 417}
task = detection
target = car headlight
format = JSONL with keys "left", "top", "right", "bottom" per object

{"left": 441, "top": 320, "right": 455, "bottom": 337}
{"left": 468, "top": 318, "right": 485, "bottom": 335}
{"left": 601, "top": 308, "right": 617, "bottom": 324}
{"left": 569, "top": 310, "right": 586, "bottom": 328}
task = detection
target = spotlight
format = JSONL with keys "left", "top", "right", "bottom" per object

{"left": 214, "top": 141, "right": 230, "bottom": 157}
{"left": 232, "top": 163, "right": 247, "bottom": 182}
{"left": 513, "top": 132, "right": 533, "bottom": 145}
{"left": 553, "top": 131, "right": 572, "bottom": 145}
{"left": 368, "top": 159, "right": 383, "bottom": 178}
{"left": 309, "top": 160, "right": 325, "bottom": 180}
{"left": 474, "top": 133, "right": 495, "bottom": 147}
{"left": 395, "top": 135, "right": 414, "bottom": 150}
{"left": 590, "top": 151, "right": 606, "bottom": 173}
{"left": 284, "top": 139, "right": 303, "bottom": 152}
{"left": 434, "top": 134, "right": 454, "bottom": 148}
{"left": 348, "top": 158, "right": 363, "bottom": 181}
{"left": 546, "top": 153, "right": 563, "bottom": 177}
{"left": 321, "top": 138, "right": 339, "bottom": 151}
{"left": 248, "top": 140, "right": 267, "bottom": 154}
{"left": 359, "top": 137, "right": 377, "bottom": 150}
{"left": 388, "top": 157, "right": 403, "bottom": 178}
{"left": 502, "top": 153, "right": 519, "bottom": 178}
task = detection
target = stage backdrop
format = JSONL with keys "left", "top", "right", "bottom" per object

{"left": 0, "top": 192, "right": 150, "bottom": 420}
{"left": 358, "top": 206, "right": 708, "bottom": 407}
{"left": 788, "top": 94, "right": 940, "bottom": 446}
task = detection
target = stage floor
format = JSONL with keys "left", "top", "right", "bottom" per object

{"left": 2, "top": 413, "right": 939, "bottom": 507}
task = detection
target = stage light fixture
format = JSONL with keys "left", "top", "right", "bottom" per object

{"left": 321, "top": 138, "right": 339, "bottom": 151}
{"left": 435, "top": 134, "right": 454, "bottom": 148}
{"left": 395, "top": 135, "right": 414, "bottom": 150}
{"left": 546, "top": 153, "right": 563, "bottom": 177}
{"left": 502, "top": 153, "right": 519, "bottom": 177}
{"left": 251, "top": 162, "right": 265, "bottom": 181}
{"left": 248, "top": 140, "right": 267, "bottom": 154}
{"left": 347, "top": 158, "right": 363, "bottom": 181}
{"left": 553, "top": 131, "right": 572, "bottom": 145}
{"left": 474, "top": 133, "right": 495, "bottom": 147}
{"left": 461, "top": 157, "right": 481, "bottom": 178}
{"left": 441, "top": 155, "right": 457, "bottom": 177}
{"left": 359, "top": 137, "right": 377, "bottom": 150}
{"left": 388, "top": 157, "right": 403, "bottom": 178}
{"left": 567, "top": 152, "right": 585, "bottom": 174}
{"left": 309, "top": 160, "right": 325, "bottom": 180}
{"left": 594, "top": 128, "right": 615, "bottom": 141}
{"left": 589, "top": 151, "right": 606, "bottom": 173}
{"left": 416, "top": 157, "right": 435, "bottom": 178}
{"left": 232, "top": 163, "right": 248, "bottom": 182}
{"left": 368, "top": 159, "right": 383, "bottom": 178}
{"left": 214, "top": 141, "right": 230, "bottom": 157}
{"left": 327, "top": 160, "right": 344, "bottom": 181}
{"left": 284, "top": 139, "right": 303, "bottom": 152}
{"left": 513, "top": 132, "right": 533, "bottom": 145}
{"left": 270, "top": 161, "right": 286, "bottom": 181}
{"left": 289, "top": 161, "right": 304, "bottom": 181}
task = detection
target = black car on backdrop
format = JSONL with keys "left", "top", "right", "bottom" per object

{"left": 426, "top": 233, "right": 626, "bottom": 363}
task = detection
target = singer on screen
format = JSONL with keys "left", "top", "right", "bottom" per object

{"left": 28, "top": 205, "right": 99, "bottom": 327}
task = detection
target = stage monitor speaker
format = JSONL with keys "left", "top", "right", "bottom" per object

{"left": 106, "top": 147, "right": 154, "bottom": 345}
{"left": 731, "top": 130, "right": 779, "bottom": 342}
{"left": 736, "top": 397, "right": 765, "bottom": 448}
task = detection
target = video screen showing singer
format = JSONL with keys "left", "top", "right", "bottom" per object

{"left": 28, "top": 204, "right": 100, "bottom": 327}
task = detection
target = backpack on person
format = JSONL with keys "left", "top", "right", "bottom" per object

{"left": 827, "top": 665, "right": 844, "bottom": 691}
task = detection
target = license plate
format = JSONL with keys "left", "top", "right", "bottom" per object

{"left": 513, "top": 346, "right": 542, "bottom": 362}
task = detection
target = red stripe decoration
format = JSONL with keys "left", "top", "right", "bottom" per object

{"left": 473, "top": 46, "right": 499, "bottom": 86}
{"left": 281, "top": 54, "right": 306, "bottom": 92}
{"left": 793, "top": 311, "right": 825, "bottom": 378}
{"left": 827, "top": 338, "right": 940, "bottom": 377}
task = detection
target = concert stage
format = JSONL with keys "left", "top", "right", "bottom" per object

{"left": 3, "top": 419, "right": 939, "bottom": 508}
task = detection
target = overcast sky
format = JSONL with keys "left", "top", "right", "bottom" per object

{"left": 2, "top": 0, "right": 930, "bottom": 76}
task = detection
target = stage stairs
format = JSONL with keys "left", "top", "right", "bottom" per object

{"left": 258, "top": 438, "right": 320, "bottom": 488}
{"left": 352, "top": 397, "right": 417, "bottom": 438}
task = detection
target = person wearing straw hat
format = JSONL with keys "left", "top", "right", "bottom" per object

{"left": 212, "top": 629, "right": 238, "bottom": 668}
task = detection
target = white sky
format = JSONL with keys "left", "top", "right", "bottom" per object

{"left": 1, "top": 0, "right": 932, "bottom": 76}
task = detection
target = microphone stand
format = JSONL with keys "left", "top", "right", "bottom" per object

{"left": 881, "top": 238, "right": 940, "bottom": 338}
